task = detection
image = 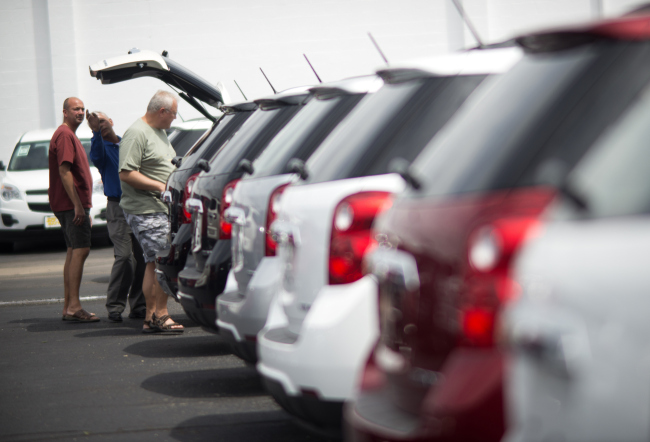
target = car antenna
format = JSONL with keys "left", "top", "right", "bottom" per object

{"left": 450, "top": 0, "right": 485, "bottom": 48}
{"left": 259, "top": 67, "right": 277, "bottom": 94}
{"left": 368, "top": 32, "right": 389, "bottom": 65}
{"left": 234, "top": 80, "right": 248, "bottom": 100}
{"left": 303, "top": 54, "right": 323, "bottom": 83}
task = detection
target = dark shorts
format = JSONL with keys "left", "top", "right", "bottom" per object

{"left": 124, "top": 212, "right": 170, "bottom": 263}
{"left": 54, "top": 209, "right": 92, "bottom": 249}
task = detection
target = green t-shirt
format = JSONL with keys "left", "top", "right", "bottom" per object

{"left": 119, "top": 118, "right": 175, "bottom": 214}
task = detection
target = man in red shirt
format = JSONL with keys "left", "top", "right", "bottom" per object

{"left": 48, "top": 97, "right": 99, "bottom": 322}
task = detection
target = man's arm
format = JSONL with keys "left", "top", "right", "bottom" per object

{"left": 89, "top": 132, "right": 106, "bottom": 168}
{"left": 119, "top": 170, "right": 166, "bottom": 194}
{"left": 59, "top": 162, "right": 86, "bottom": 226}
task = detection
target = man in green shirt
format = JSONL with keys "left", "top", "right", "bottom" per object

{"left": 119, "top": 90, "right": 183, "bottom": 334}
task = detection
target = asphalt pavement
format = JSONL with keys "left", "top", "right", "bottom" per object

{"left": 0, "top": 240, "right": 331, "bottom": 442}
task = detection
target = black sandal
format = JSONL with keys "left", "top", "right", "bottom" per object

{"left": 154, "top": 314, "right": 184, "bottom": 334}
{"left": 142, "top": 314, "right": 159, "bottom": 334}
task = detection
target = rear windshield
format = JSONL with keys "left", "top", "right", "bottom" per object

{"left": 175, "top": 112, "right": 251, "bottom": 172}
{"left": 168, "top": 126, "right": 210, "bottom": 156}
{"left": 408, "top": 40, "right": 650, "bottom": 198}
{"left": 8, "top": 139, "right": 93, "bottom": 171}
{"left": 305, "top": 74, "right": 487, "bottom": 184}
{"left": 559, "top": 83, "right": 650, "bottom": 218}
{"left": 250, "top": 94, "right": 363, "bottom": 179}
{"left": 207, "top": 105, "right": 301, "bottom": 174}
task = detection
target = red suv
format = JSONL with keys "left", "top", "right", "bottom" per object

{"left": 346, "top": 14, "right": 650, "bottom": 442}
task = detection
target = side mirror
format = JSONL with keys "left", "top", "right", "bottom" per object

{"left": 0, "top": 161, "right": 5, "bottom": 171}
{"left": 237, "top": 159, "right": 254, "bottom": 175}
{"left": 388, "top": 158, "right": 420, "bottom": 190}
{"left": 287, "top": 158, "right": 308, "bottom": 181}
{"left": 197, "top": 159, "right": 211, "bottom": 173}
{"left": 171, "top": 156, "right": 183, "bottom": 168}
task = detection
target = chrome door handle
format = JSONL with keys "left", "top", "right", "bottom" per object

{"left": 367, "top": 248, "right": 420, "bottom": 291}
{"left": 224, "top": 207, "right": 245, "bottom": 225}
{"left": 161, "top": 190, "right": 172, "bottom": 203}
{"left": 185, "top": 198, "right": 203, "bottom": 214}
{"left": 270, "top": 220, "right": 300, "bottom": 246}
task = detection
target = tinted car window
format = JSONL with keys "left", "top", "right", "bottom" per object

{"left": 168, "top": 127, "right": 209, "bottom": 156}
{"left": 251, "top": 94, "right": 363, "bottom": 178}
{"left": 305, "top": 75, "right": 486, "bottom": 184}
{"left": 560, "top": 84, "right": 650, "bottom": 218}
{"left": 410, "top": 41, "right": 650, "bottom": 198}
{"left": 9, "top": 139, "right": 93, "bottom": 171}
{"left": 176, "top": 112, "right": 251, "bottom": 173}
{"left": 208, "top": 105, "right": 301, "bottom": 174}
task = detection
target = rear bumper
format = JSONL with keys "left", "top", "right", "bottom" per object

{"left": 262, "top": 376, "right": 344, "bottom": 434}
{"left": 256, "top": 275, "right": 379, "bottom": 429}
{"left": 347, "top": 349, "right": 505, "bottom": 442}
{"left": 177, "top": 242, "right": 231, "bottom": 331}
{"left": 216, "top": 256, "right": 282, "bottom": 363}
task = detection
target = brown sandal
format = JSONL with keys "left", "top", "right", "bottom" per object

{"left": 154, "top": 314, "right": 184, "bottom": 334}
{"left": 63, "top": 309, "right": 100, "bottom": 323}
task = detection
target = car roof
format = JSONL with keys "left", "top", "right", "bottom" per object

{"left": 376, "top": 47, "right": 523, "bottom": 83}
{"left": 169, "top": 118, "right": 215, "bottom": 131}
{"left": 18, "top": 127, "right": 93, "bottom": 143}
{"left": 309, "top": 75, "right": 383, "bottom": 98}
{"left": 516, "top": 13, "right": 650, "bottom": 53}
{"left": 254, "top": 85, "right": 314, "bottom": 108}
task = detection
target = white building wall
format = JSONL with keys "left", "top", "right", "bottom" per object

{"left": 0, "top": 0, "right": 645, "bottom": 162}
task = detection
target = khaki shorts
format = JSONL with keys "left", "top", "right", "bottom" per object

{"left": 54, "top": 209, "right": 91, "bottom": 249}
{"left": 124, "top": 212, "right": 169, "bottom": 263}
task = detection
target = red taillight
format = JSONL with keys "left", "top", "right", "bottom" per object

{"left": 219, "top": 179, "right": 240, "bottom": 239}
{"left": 265, "top": 183, "right": 290, "bottom": 256}
{"left": 460, "top": 216, "right": 544, "bottom": 347}
{"left": 180, "top": 173, "right": 200, "bottom": 224}
{"left": 329, "top": 191, "right": 392, "bottom": 285}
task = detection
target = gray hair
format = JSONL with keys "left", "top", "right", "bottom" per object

{"left": 147, "top": 90, "right": 176, "bottom": 113}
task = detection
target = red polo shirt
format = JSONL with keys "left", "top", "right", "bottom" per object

{"left": 48, "top": 124, "right": 93, "bottom": 212}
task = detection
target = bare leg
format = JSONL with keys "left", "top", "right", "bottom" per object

{"left": 62, "top": 248, "right": 72, "bottom": 316}
{"left": 142, "top": 262, "right": 182, "bottom": 331}
{"left": 65, "top": 247, "right": 90, "bottom": 315}
{"left": 142, "top": 262, "right": 158, "bottom": 330}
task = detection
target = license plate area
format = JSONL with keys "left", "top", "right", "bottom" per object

{"left": 192, "top": 213, "right": 202, "bottom": 253}
{"left": 44, "top": 215, "right": 60, "bottom": 229}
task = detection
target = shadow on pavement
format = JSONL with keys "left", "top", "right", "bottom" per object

{"left": 123, "top": 334, "right": 231, "bottom": 358}
{"left": 141, "top": 366, "right": 263, "bottom": 399}
{"left": 170, "top": 410, "right": 331, "bottom": 442}
{"left": 15, "top": 317, "right": 110, "bottom": 333}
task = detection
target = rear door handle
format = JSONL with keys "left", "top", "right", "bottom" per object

{"left": 224, "top": 207, "right": 245, "bottom": 226}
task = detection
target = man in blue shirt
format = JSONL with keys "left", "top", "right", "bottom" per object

{"left": 87, "top": 110, "right": 146, "bottom": 322}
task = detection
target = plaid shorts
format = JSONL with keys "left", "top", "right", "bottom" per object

{"left": 124, "top": 212, "right": 169, "bottom": 263}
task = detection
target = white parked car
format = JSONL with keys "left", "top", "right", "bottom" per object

{"left": 0, "top": 127, "right": 107, "bottom": 247}
{"left": 502, "top": 73, "right": 650, "bottom": 442}
{"left": 254, "top": 47, "right": 523, "bottom": 433}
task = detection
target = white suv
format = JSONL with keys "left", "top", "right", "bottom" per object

{"left": 0, "top": 127, "right": 107, "bottom": 247}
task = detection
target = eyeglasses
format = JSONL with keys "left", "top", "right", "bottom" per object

{"left": 164, "top": 108, "right": 178, "bottom": 117}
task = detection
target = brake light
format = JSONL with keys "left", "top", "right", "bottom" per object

{"left": 219, "top": 179, "right": 240, "bottom": 239}
{"left": 329, "top": 192, "right": 392, "bottom": 285}
{"left": 460, "top": 210, "right": 547, "bottom": 347}
{"left": 265, "top": 184, "right": 290, "bottom": 256}
{"left": 180, "top": 173, "right": 200, "bottom": 224}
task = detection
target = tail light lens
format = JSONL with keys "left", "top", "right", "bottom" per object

{"left": 180, "top": 173, "right": 200, "bottom": 224}
{"left": 219, "top": 179, "right": 240, "bottom": 239}
{"left": 265, "top": 184, "right": 290, "bottom": 256}
{"left": 460, "top": 203, "right": 549, "bottom": 347}
{"left": 329, "top": 191, "right": 392, "bottom": 285}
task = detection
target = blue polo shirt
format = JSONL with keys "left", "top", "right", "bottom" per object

{"left": 90, "top": 131, "right": 122, "bottom": 199}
